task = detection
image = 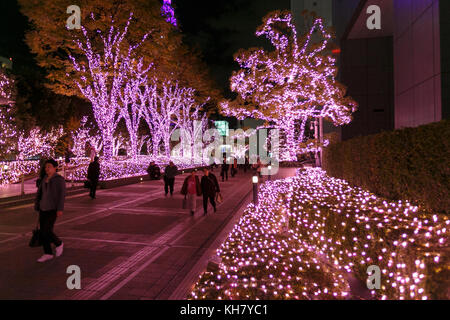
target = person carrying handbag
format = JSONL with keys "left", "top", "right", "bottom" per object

{"left": 181, "top": 171, "right": 202, "bottom": 216}
{"left": 201, "top": 167, "right": 220, "bottom": 216}
{"left": 34, "top": 159, "right": 66, "bottom": 263}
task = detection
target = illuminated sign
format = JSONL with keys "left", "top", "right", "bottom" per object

{"left": 215, "top": 121, "right": 229, "bottom": 136}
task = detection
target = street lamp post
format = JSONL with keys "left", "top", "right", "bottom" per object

{"left": 268, "top": 165, "right": 272, "bottom": 181}
{"left": 252, "top": 175, "right": 258, "bottom": 205}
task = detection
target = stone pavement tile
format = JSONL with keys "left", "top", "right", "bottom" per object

{"left": 72, "top": 213, "right": 180, "bottom": 236}
{"left": 0, "top": 207, "right": 87, "bottom": 234}
{"left": 172, "top": 219, "right": 224, "bottom": 247}
{"left": 0, "top": 245, "right": 121, "bottom": 299}
{"left": 137, "top": 197, "right": 202, "bottom": 209}
{"left": 114, "top": 186, "right": 160, "bottom": 194}
{"left": 0, "top": 169, "right": 268, "bottom": 300}
{"left": 65, "top": 195, "right": 124, "bottom": 207}
{"left": 0, "top": 234, "right": 15, "bottom": 242}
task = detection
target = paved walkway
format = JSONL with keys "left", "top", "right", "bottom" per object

{"left": 0, "top": 167, "right": 295, "bottom": 300}
{"left": 0, "top": 179, "right": 39, "bottom": 199}
{"left": 0, "top": 173, "right": 82, "bottom": 199}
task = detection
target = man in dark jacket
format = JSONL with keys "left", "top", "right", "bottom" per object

{"left": 147, "top": 161, "right": 161, "bottom": 180}
{"left": 220, "top": 159, "right": 229, "bottom": 182}
{"left": 201, "top": 167, "right": 220, "bottom": 215}
{"left": 164, "top": 161, "right": 178, "bottom": 196}
{"left": 87, "top": 156, "right": 100, "bottom": 199}
{"left": 34, "top": 159, "right": 66, "bottom": 262}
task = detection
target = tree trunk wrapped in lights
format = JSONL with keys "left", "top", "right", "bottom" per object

{"left": 220, "top": 10, "right": 357, "bottom": 161}
{"left": 175, "top": 88, "right": 209, "bottom": 163}
{"left": 119, "top": 58, "right": 152, "bottom": 158}
{"left": 142, "top": 80, "right": 188, "bottom": 158}
{"left": 70, "top": 14, "right": 150, "bottom": 160}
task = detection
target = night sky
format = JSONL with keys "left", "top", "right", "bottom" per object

{"left": 0, "top": 0, "right": 291, "bottom": 94}
{"left": 174, "top": 0, "right": 291, "bottom": 95}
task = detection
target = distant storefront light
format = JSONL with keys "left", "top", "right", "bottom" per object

{"left": 215, "top": 121, "right": 229, "bottom": 137}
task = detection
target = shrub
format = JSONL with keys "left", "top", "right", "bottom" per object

{"left": 323, "top": 120, "right": 450, "bottom": 214}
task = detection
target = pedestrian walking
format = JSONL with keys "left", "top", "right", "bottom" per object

{"left": 164, "top": 161, "right": 178, "bottom": 196}
{"left": 220, "top": 159, "right": 229, "bottom": 182}
{"left": 34, "top": 159, "right": 66, "bottom": 263}
{"left": 244, "top": 156, "right": 249, "bottom": 173}
{"left": 147, "top": 161, "right": 161, "bottom": 180}
{"left": 87, "top": 156, "right": 100, "bottom": 199}
{"left": 231, "top": 157, "right": 238, "bottom": 177}
{"left": 201, "top": 168, "right": 220, "bottom": 216}
{"left": 252, "top": 157, "right": 262, "bottom": 178}
{"left": 181, "top": 170, "right": 202, "bottom": 216}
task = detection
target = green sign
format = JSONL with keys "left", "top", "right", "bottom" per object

{"left": 215, "top": 121, "right": 229, "bottom": 137}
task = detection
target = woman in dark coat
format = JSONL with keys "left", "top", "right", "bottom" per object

{"left": 181, "top": 171, "right": 202, "bottom": 216}
{"left": 201, "top": 168, "right": 220, "bottom": 215}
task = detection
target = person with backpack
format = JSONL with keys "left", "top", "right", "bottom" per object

{"left": 34, "top": 159, "right": 66, "bottom": 263}
{"left": 181, "top": 170, "right": 202, "bottom": 216}
{"left": 87, "top": 156, "right": 100, "bottom": 199}
{"left": 201, "top": 167, "right": 220, "bottom": 216}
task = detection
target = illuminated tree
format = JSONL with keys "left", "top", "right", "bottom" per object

{"left": 161, "top": 0, "right": 177, "bottom": 27}
{"left": 19, "top": 0, "right": 179, "bottom": 97}
{"left": 0, "top": 108, "right": 16, "bottom": 157}
{"left": 16, "top": 127, "right": 64, "bottom": 160}
{"left": 70, "top": 14, "right": 150, "bottom": 159}
{"left": 71, "top": 116, "right": 103, "bottom": 158}
{"left": 119, "top": 58, "right": 152, "bottom": 158}
{"left": 0, "top": 68, "right": 16, "bottom": 106}
{"left": 220, "top": 11, "right": 357, "bottom": 160}
{"left": 142, "top": 80, "right": 187, "bottom": 157}
{"left": 175, "top": 88, "right": 209, "bottom": 161}
{"left": 137, "top": 135, "right": 149, "bottom": 155}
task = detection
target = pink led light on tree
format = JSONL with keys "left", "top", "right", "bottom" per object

{"left": 0, "top": 108, "right": 16, "bottom": 157}
{"left": 70, "top": 13, "right": 150, "bottom": 160}
{"left": 119, "top": 58, "right": 152, "bottom": 158}
{"left": 220, "top": 11, "right": 357, "bottom": 161}
{"left": 16, "top": 127, "right": 63, "bottom": 160}
{"left": 0, "top": 68, "right": 16, "bottom": 106}
{"left": 71, "top": 116, "right": 103, "bottom": 158}
{"left": 161, "top": 0, "right": 177, "bottom": 27}
{"left": 142, "top": 80, "right": 188, "bottom": 158}
{"left": 175, "top": 88, "right": 209, "bottom": 162}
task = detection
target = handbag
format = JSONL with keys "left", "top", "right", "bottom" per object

{"left": 215, "top": 192, "right": 223, "bottom": 204}
{"left": 182, "top": 195, "right": 188, "bottom": 209}
{"left": 29, "top": 219, "right": 41, "bottom": 247}
{"left": 84, "top": 180, "right": 91, "bottom": 189}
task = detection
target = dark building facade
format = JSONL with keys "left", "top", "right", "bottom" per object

{"left": 334, "top": 0, "right": 449, "bottom": 140}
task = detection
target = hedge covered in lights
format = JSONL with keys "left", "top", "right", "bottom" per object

{"left": 0, "top": 156, "right": 207, "bottom": 185}
{"left": 322, "top": 120, "right": 450, "bottom": 214}
{"left": 189, "top": 168, "right": 448, "bottom": 300}
{"left": 0, "top": 161, "right": 40, "bottom": 185}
